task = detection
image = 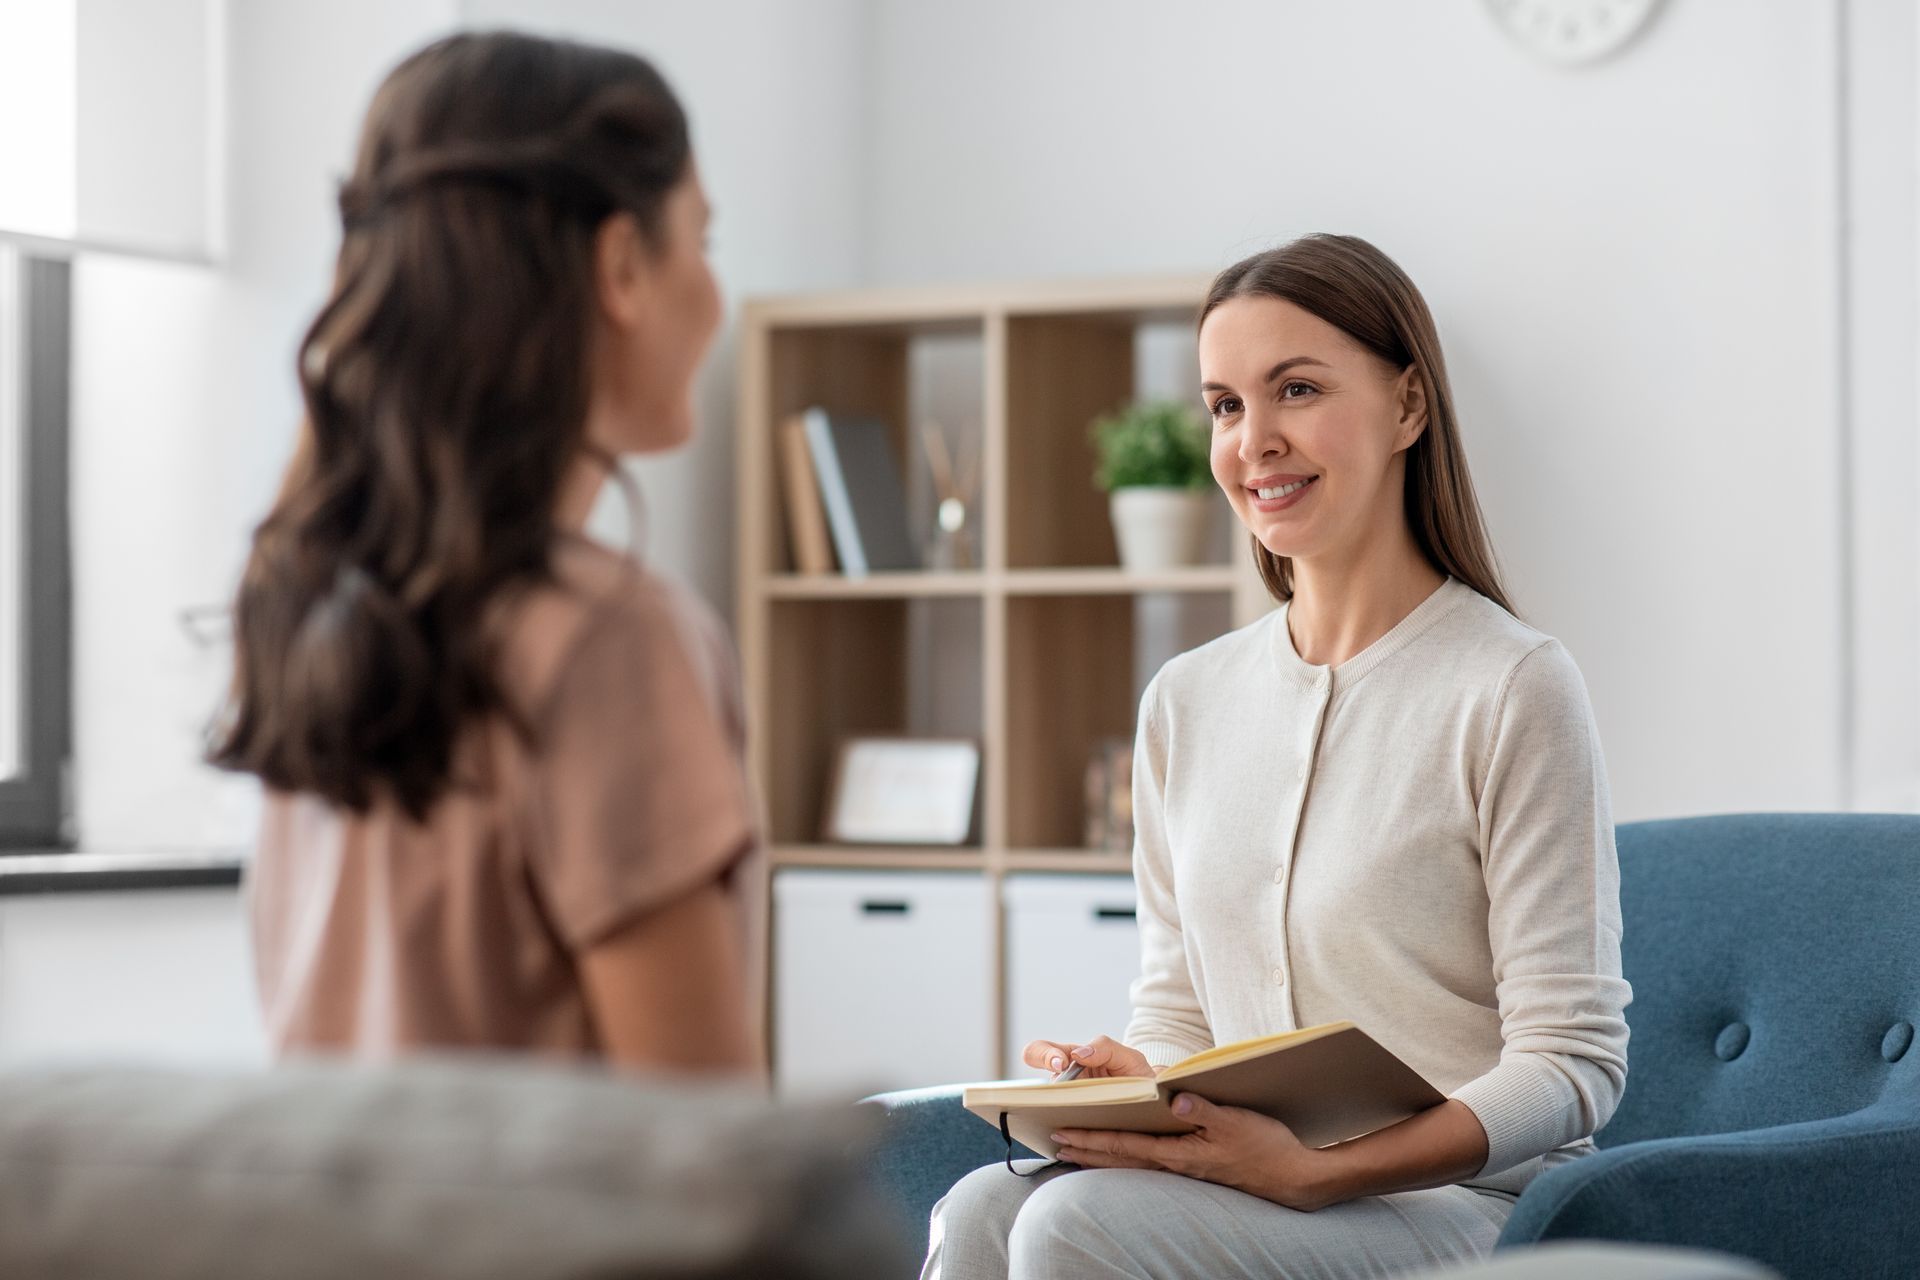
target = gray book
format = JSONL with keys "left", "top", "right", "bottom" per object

{"left": 802, "top": 407, "right": 921, "bottom": 576}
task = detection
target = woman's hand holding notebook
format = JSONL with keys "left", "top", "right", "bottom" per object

{"left": 968, "top": 1021, "right": 1445, "bottom": 1161}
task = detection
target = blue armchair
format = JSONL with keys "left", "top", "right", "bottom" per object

{"left": 863, "top": 813, "right": 1920, "bottom": 1279}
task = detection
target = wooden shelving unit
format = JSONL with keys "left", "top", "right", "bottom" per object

{"left": 736, "top": 276, "right": 1273, "bottom": 1072}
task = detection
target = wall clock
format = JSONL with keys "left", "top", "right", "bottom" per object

{"left": 1483, "top": 0, "right": 1663, "bottom": 65}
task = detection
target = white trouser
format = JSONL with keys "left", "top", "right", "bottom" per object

{"left": 922, "top": 1159, "right": 1515, "bottom": 1280}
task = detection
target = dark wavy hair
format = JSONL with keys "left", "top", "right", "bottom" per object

{"left": 1201, "top": 234, "right": 1516, "bottom": 616}
{"left": 209, "top": 31, "right": 691, "bottom": 819}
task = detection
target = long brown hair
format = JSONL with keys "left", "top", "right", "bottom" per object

{"left": 1200, "top": 234, "right": 1517, "bottom": 617}
{"left": 210, "top": 31, "right": 690, "bottom": 819}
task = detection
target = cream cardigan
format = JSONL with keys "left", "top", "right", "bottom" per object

{"left": 1123, "top": 575, "right": 1631, "bottom": 1196}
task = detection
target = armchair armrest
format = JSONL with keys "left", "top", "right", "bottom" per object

{"left": 1499, "top": 1102, "right": 1920, "bottom": 1278}
{"left": 858, "top": 1085, "right": 1039, "bottom": 1255}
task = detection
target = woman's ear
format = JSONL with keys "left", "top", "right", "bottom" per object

{"left": 1394, "top": 364, "right": 1430, "bottom": 451}
{"left": 593, "top": 212, "right": 652, "bottom": 330}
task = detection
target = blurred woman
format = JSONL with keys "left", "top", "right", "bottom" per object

{"left": 214, "top": 30, "right": 759, "bottom": 1074}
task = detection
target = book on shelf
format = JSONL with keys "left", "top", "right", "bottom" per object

{"left": 962, "top": 1020, "right": 1444, "bottom": 1160}
{"left": 801, "top": 407, "right": 921, "bottom": 577}
{"left": 778, "top": 414, "right": 837, "bottom": 575}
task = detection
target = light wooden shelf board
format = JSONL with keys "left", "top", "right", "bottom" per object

{"left": 1001, "top": 850, "right": 1135, "bottom": 874}
{"left": 763, "top": 566, "right": 1240, "bottom": 600}
{"left": 767, "top": 847, "right": 1134, "bottom": 875}
{"left": 769, "top": 846, "right": 987, "bottom": 871}
{"left": 742, "top": 295, "right": 986, "bottom": 330}
{"left": 765, "top": 571, "right": 986, "bottom": 600}
{"left": 742, "top": 274, "right": 1213, "bottom": 329}
{"left": 1001, "top": 565, "right": 1238, "bottom": 596}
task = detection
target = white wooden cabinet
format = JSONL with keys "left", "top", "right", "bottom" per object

{"left": 772, "top": 869, "right": 993, "bottom": 1097}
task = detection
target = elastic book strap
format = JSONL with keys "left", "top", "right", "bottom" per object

{"left": 999, "top": 1111, "right": 1069, "bottom": 1178}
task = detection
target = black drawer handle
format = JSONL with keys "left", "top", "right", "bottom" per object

{"left": 1094, "top": 907, "right": 1136, "bottom": 921}
{"left": 862, "top": 900, "right": 911, "bottom": 916}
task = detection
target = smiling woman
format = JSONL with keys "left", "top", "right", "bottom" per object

{"left": 923, "top": 235, "right": 1628, "bottom": 1280}
{"left": 1198, "top": 235, "right": 1513, "bottom": 615}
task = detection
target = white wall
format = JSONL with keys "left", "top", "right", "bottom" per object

{"left": 26, "top": 0, "right": 1918, "bottom": 1068}
{"left": 860, "top": 0, "right": 1901, "bottom": 824}
{"left": 1843, "top": 0, "right": 1919, "bottom": 812}
{"left": 66, "top": 0, "right": 867, "bottom": 852}
{"left": 70, "top": 1, "right": 460, "bottom": 850}
{"left": 59, "top": 0, "right": 1920, "bottom": 844}
{"left": 439, "top": 0, "right": 1920, "bottom": 824}
{"left": 15, "top": 0, "right": 462, "bottom": 1065}
{"left": 75, "top": 0, "right": 220, "bottom": 259}
{"left": 0, "top": 890, "right": 263, "bottom": 1065}
{"left": 458, "top": 0, "right": 873, "bottom": 615}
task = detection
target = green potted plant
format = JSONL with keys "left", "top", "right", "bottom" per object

{"left": 1090, "top": 399, "right": 1214, "bottom": 570}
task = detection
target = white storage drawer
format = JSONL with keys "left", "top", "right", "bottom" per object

{"left": 1002, "top": 874, "right": 1140, "bottom": 1078}
{"left": 773, "top": 869, "right": 992, "bottom": 1097}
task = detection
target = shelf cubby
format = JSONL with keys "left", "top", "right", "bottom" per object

{"left": 1005, "top": 314, "right": 1134, "bottom": 570}
{"left": 738, "top": 277, "right": 1267, "bottom": 1075}
{"left": 1003, "top": 594, "right": 1138, "bottom": 850}
{"left": 762, "top": 595, "right": 982, "bottom": 847}
{"left": 758, "top": 318, "right": 986, "bottom": 581}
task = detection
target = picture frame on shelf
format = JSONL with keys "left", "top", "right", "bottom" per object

{"left": 823, "top": 736, "right": 981, "bottom": 846}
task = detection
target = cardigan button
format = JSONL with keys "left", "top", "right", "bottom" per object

{"left": 1884, "top": 1023, "right": 1914, "bottom": 1064}
{"left": 1714, "top": 1023, "right": 1751, "bottom": 1061}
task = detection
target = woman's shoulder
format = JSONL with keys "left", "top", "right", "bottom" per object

{"left": 495, "top": 536, "right": 734, "bottom": 726}
{"left": 551, "top": 535, "right": 723, "bottom": 639}
{"left": 1442, "top": 578, "right": 1562, "bottom": 664}
{"left": 1440, "top": 580, "right": 1589, "bottom": 690}
{"left": 1430, "top": 584, "right": 1602, "bottom": 740}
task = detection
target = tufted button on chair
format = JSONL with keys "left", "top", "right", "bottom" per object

{"left": 863, "top": 814, "right": 1920, "bottom": 1279}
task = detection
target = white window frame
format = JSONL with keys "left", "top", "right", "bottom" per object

{"left": 0, "top": 246, "right": 72, "bottom": 849}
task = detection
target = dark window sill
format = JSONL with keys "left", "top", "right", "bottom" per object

{"left": 0, "top": 850, "right": 245, "bottom": 896}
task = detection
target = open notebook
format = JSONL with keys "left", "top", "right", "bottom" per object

{"left": 963, "top": 1021, "right": 1446, "bottom": 1160}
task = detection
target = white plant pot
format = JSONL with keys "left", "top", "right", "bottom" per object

{"left": 1109, "top": 487, "right": 1211, "bottom": 571}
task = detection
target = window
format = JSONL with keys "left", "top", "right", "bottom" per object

{"left": 0, "top": 0, "right": 220, "bottom": 848}
{"left": 0, "top": 247, "right": 72, "bottom": 848}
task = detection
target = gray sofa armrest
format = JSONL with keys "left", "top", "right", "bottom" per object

{"left": 0, "top": 1057, "right": 913, "bottom": 1280}
{"left": 1499, "top": 1102, "right": 1920, "bottom": 1278}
